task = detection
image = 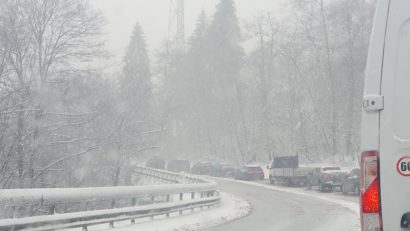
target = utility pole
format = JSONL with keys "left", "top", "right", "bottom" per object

{"left": 168, "top": 0, "right": 185, "bottom": 52}
{"left": 166, "top": 0, "right": 186, "bottom": 157}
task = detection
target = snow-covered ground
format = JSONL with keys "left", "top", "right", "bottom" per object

{"left": 68, "top": 192, "right": 251, "bottom": 231}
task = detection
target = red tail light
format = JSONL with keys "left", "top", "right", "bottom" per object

{"left": 362, "top": 179, "right": 379, "bottom": 213}
{"left": 360, "top": 151, "right": 382, "bottom": 231}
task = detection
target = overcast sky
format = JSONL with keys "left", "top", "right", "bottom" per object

{"left": 89, "top": 0, "right": 282, "bottom": 62}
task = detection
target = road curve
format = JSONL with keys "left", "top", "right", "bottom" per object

{"left": 206, "top": 178, "right": 360, "bottom": 231}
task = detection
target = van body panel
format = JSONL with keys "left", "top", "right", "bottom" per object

{"left": 378, "top": 0, "right": 410, "bottom": 229}
{"left": 361, "top": 0, "right": 390, "bottom": 152}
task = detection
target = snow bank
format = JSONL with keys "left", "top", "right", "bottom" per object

{"left": 81, "top": 192, "right": 251, "bottom": 231}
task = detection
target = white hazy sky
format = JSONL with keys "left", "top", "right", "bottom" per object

{"left": 89, "top": 0, "right": 282, "bottom": 61}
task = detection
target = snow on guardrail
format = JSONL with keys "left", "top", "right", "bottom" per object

{"left": 0, "top": 167, "right": 220, "bottom": 231}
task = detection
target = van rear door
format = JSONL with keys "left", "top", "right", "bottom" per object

{"left": 379, "top": 0, "right": 410, "bottom": 229}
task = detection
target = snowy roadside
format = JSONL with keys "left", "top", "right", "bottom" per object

{"left": 71, "top": 192, "right": 251, "bottom": 231}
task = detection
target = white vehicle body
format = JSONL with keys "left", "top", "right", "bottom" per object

{"left": 360, "top": 0, "right": 410, "bottom": 230}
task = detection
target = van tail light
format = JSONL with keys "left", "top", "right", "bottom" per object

{"left": 360, "top": 151, "right": 382, "bottom": 231}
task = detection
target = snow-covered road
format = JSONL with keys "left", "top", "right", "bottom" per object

{"left": 206, "top": 178, "right": 360, "bottom": 231}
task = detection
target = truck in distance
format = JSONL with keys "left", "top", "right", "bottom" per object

{"left": 267, "top": 155, "right": 312, "bottom": 186}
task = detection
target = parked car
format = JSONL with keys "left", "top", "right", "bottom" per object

{"left": 191, "top": 162, "right": 214, "bottom": 175}
{"left": 145, "top": 157, "right": 166, "bottom": 170}
{"left": 318, "top": 166, "right": 346, "bottom": 192}
{"left": 212, "top": 163, "right": 235, "bottom": 177}
{"left": 341, "top": 168, "right": 360, "bottom": 195}
{"left": 234, "top": 165, "right": 264, "bottom": 181}
{"left": 166, "top": 159, "right": 190, "bottom": 173}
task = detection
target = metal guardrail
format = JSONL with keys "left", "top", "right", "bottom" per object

{"left": 0, "top": 167, "right": 220, "bottom": 231}
{"left": 133, "top": 166, "right": 207, "bottom": 184}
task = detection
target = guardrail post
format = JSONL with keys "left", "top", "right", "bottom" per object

{"left": 10, "top": 205, "right": 15, "bottom": 218}
{"left": 49, "top": 204, "right": 55, "bottom": 215}
{"left": 191, "top": 192, "right": 195, "bottom": 212}
{"left": 82, "top": 226, "right": 88, "bottom": 231}
{"left": 207, "top": 191, "right": 213, "bottom": 208}
{"left": 131, "top": 198, "right": 137, "bottom": 224}
{"left": 111, "top": 199, "right": 116, "bottom": 209}
{"left": 165, "top": 194, "right": 171, "bottom": 217}
{"left": 179, "top": 193, "right": 184, "bottom": 215}
{"left": 109, "top": 222, "right": 114, "bottom": 228}
{"left": 199, "top": 192, "right": 205, "bottom": 210}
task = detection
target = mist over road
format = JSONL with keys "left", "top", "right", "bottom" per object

{"left": 207, "top": 179, "right": 360, "bottom": 231}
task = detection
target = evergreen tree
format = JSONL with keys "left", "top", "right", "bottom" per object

{"left": 204, "top": 0, "right": 246, "bottom": 161}
{"left": 206, "top": 0, "right": 244, "bottom": 95}
{"left": 121, "top": 22, "right": 152, "bottom": 119}
{"left": 185, "top": 10, "right": 209, "bottom": 105}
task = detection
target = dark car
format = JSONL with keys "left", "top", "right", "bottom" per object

{"left": 166, "top": 159, "right": 190, "bottom": 173}
{"left": 217, "top": 164, "right": 235, "bottom": 177}
{"left": 317, "top": 166, "right": 346, "bottom": 192}
{"left": 191, "top": 162, "right": 215, "bottom": 175}
{"left": 145, "top": 157, "right": 166, "bottom": 170}
{"left": 342, "top": 168, "right": 360, "bottom": 195}
{"left": 209, "top": 163, "right": 235, "bottom": 177}
{"left": 234, "top": 165, "right": 264, "bottom": 180}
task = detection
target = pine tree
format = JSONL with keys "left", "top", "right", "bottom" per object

{"left": 121, "top": 22, "right": 152, "bottom": 119}
{"left": 203, "top": 0, "right": 246, "bottom": 161}
{"left": 185, "top": 10, "right": 209, "bottom": 103}
{"left": 206, "top": 0, "right": 244, "bottom": 94}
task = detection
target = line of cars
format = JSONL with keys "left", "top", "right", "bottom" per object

{"left": 305, "top": 166, "right": 361, "bottom": 195}
{"left": 144, "top": 157, "right": 265, "bottom": 180}
{"left": 145, "top": 156, "right": 359, "bottom": 196}
{"left": 266, "top": 155, "right": 360, "bottom": 195}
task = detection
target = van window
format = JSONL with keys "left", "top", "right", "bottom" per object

{"left": 393, "top": 20, "right": 410, "bottom": 139}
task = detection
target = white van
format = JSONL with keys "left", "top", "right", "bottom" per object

{"left": 360, "top": 0, "right": 410, "bottom": 230}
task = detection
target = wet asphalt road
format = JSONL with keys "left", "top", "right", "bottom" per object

{"left": 205, "top": 178, "right": 360, "bottom": 231}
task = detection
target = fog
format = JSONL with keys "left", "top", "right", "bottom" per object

{"left": 0, "top": 0, "right": 376, "bottom": 190}
{"left": 89, "top": 0, "right": 283, "bottom": 57}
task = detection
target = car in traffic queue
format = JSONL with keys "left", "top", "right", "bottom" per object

{"left": 234, "top": 165, "right": 265, "bottom": 181}
{"left": 213, "top": 163, "right": 235, "bottom": 177}
{"left": 319, "top": 166, "right": 346, "bottom": 192}
{"left": 166, "top": 159, "right": 190, "bottom": 173}
{"left": 341, "top": 168, "right": 360, "bottom": 195}
{"left": 191, "top": 162, "right": 215, "bottom": 175}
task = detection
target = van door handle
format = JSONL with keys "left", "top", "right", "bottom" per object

{"left": 401, "top": 213, "right": 410, "bottom": 228}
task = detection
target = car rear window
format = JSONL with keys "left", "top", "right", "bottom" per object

{"left": 249, "top": 167, "right": 263, "bottom": 171}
